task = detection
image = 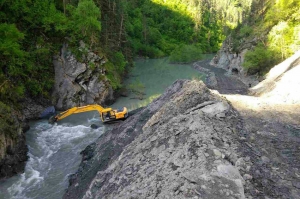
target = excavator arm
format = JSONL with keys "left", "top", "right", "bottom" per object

{"left": 49, "top": 104, "right": 128, "bottom": 124}
{"left": 49, "top": 105, "right": 112, "bottom": 123}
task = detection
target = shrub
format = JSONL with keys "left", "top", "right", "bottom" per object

{"left": 243, "top": 44, "right": 281, "bottom": 75}
{"left": 169, "top": 45, "right": 203, "bottom": 63}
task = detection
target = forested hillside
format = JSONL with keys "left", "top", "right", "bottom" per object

{"left": 0, "top": 0, "right": 127, "bottom": 104}
{"left": 0, "top": 0, "right": 299, "bottom": 124}
{"left": 231, "top": 0, "right": 300, "bottom": 75}
{"left": 0, "top": 0, "right": 254, "bottom": 106}
{"left": 123, "top": 0, "right": 252, "bottom": 61}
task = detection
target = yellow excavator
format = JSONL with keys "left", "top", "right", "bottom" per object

{"left": 49, "top": 104, "right": 128, "bottom": 124}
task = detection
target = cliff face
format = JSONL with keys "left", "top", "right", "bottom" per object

{"left": 52, "top": 43, "right": 115, "bottom": 110}
{"left": 0, "top": 107, "right": 28, "bottom": 179}
{"left": 211, "top": 36, "right": 256, "bottom": 75}
{"left": 0, "top": 92, "right": 52, "bottom": 179}
{"left": 64, "top": 80, "right": 246, "bottom": 199}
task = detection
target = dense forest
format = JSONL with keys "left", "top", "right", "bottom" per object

{"left": 0, "top": 0, "right": 299, "bottom": 106}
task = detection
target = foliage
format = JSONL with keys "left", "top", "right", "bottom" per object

{"left": 241, "top": 0, "right": 300, "bottom": 75}
{"left": 243, "top": 44, "right": 280, "bottom": 75}
{"left": 0, "top": 23, "right": 27, "bottom": 101}
{"left": 0, "top": 0, "right": 119, "bottom": 105}
{"left": 110, "top": 52, "right": 127, "bottom": 74}
{"left": 68, "top": 0, "right": 101, "bottom": 47}
{"left": 169, "top": 45, "right": 203, "bottom": 63}
{"left": 121, "top": 0, "right": 244, "bottom": 58}
{"left": 104, "top": 62, "right": 122, "bottom": 90}
{"left": 0, "top": 0, "right": 66, "bottom": 102}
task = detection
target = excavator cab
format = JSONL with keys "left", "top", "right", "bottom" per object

{"left": 100, "top": 108, "right": 128, "bottom": 123}
{"left": 49, "top": 105, "right": 128, "bottom": 124}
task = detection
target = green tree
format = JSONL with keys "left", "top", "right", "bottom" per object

{"left": 69, "top": 0, "right": 101, "bottom": 48}
{"left": 243, "top": 44, "right": 280, "bottom": 75}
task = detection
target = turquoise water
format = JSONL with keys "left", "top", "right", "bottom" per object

{"left": 112, "top": 58, "right": 205, "bottom": 111}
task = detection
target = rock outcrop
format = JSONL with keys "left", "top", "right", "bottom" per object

{"left": 0, "top": 95, "right": 51, "bottom": 180}
{"left": 0, "top": 106, "right": 28, "bottom": 179}
{"left": 210, "top": 36, "right": 259, "bottom": 86}
{"left": 52, "top": 43, "right": 114, "bottom": 110}
{"left": 64, "top": 80, "right": 246, "bottom": 199}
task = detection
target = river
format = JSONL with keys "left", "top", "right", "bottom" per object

{"left": 0, "top": 57, "right": 208, "bottom": 199}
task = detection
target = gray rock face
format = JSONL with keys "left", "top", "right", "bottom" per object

{"left": 64, "top": 80, "right": 245, "bottom": 199}
{"left": 0, "top": 95, "right": 53, "bottom": 180}
{"left": 210, "top": 38, "right": 249, "bottom": 76}
{"left": 0, "top": 108, "right": 28, "bottom": 180}
{"left": 210, "top": 36, "right": 260, "bottom": 87}
{"left": 20, "top": 97, "right": 51, "bottom": 120}
{"left": 52, "top": 43, "right": 114, "bottom": 110}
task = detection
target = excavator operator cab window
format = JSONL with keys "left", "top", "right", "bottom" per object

{"left": 105, "top": 112, "right": 110, "bottom": 118}
{"left": 109, "top": 111, "right": 116, "bottom": 119}
{"left": 104, "top": 111, "right": 116, "bottom": 119}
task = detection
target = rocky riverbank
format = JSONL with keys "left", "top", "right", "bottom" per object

{"left": 0, "top": 96, "right": 52, "bottom": 180}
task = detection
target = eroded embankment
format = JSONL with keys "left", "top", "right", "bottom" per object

{"left": 64, "top": 80, "right": 247, "bottom": 199}
{"left": 194, "top": 56, "right": 300, "bottom": 198}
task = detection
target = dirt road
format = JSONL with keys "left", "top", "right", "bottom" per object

{"left": 194, "top": 60, "right": 248, "bottom": 94}
{"left": 194, "top": 60, "right": 300, "bottom": 199}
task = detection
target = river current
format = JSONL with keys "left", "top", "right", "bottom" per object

{"left": 0, "top": 58, "right": 209, "bottom": 199}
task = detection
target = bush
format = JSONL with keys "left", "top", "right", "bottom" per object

{"left": 169, "top": 45, "right": 203, "bottom": 63}
{"left": 240, "top": 25, "right": 253, "bottom": 37}
{"left": 243, "top": 44, "right": 281, "bottom": 75}
{"left": 104, "top": 62, "right": 122, "bottom": 90}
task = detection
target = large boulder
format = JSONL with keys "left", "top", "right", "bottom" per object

{"left": 52, "top": 43, "right": 114, "bottom": 110}
{"left": 63, "top": 80, "right": 245, "bottom": 199}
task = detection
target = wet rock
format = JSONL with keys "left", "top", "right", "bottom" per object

{"left": 90, "top": 124, "right": 99, "bottom": 129}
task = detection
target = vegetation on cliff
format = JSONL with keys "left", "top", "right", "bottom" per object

{"left": 230, "top": 0, "right": 300, "bottom": 75}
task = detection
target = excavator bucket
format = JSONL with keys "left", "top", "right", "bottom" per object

{"left": 49, "top": 115, "right": 57, "bottom": 124}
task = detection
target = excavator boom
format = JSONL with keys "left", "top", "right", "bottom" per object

{"left": 49, "top": 104, "right": 127, "bottom": 124}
